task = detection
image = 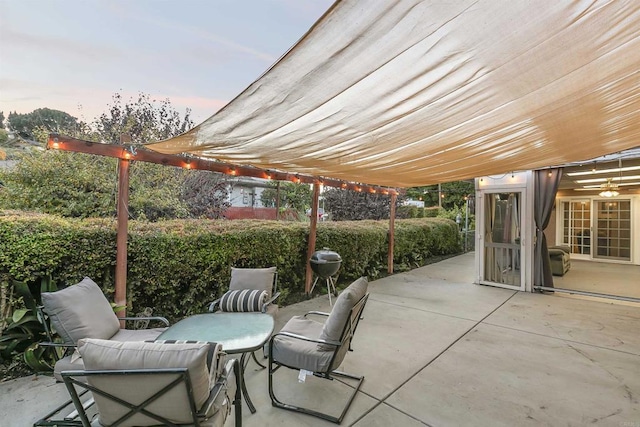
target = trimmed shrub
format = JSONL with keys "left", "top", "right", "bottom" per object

{"left": 0, "top": 211, "right": 460, "bottom": 321}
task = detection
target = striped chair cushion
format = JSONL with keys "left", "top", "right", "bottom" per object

{"left": 220, "top": 289, "right": 267, "bottom": 312}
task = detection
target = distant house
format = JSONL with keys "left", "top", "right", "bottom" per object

{"left": 227, "top": 177, "right": 271, "bottom": 208}
{"left": 404, "top": 199, "right": 425, "bottom": 208}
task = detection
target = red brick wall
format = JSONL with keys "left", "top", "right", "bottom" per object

{"left": 225, "top": 207, "right": 277, "bottom": 220}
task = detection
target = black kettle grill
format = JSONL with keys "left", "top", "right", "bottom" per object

{"left": 309, "top": 248, "right": 342, "bottom": 305}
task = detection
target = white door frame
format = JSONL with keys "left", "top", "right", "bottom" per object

{"left": 475, "top": 172, "right": 534, "bottom": 292}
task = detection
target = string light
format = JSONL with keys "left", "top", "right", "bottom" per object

{"left": 121, "top": 145, "right": 138, "bottom": 160}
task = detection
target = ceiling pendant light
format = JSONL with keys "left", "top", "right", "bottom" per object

{"left": 598, "top": 158, "right": 622, "bottom": 197}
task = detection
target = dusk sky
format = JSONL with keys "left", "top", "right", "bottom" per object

{"left": 0, "top": 0, "right": 334, "bottom": 124}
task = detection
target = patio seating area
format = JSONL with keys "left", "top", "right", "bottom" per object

{"left": 2, "top": 252, "right": 639, "bottom": 426}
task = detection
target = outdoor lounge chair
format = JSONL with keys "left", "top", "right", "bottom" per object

{"left": 268, "top": 277, "right": 369, "bottom": 424}
{"left": 34, "top": 339, "right": 242, "bottom": 427}
{"left": 39, "top": 277, "right": 170, "bottom": 381}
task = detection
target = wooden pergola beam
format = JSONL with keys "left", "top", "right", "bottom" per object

{"left": 47, "top": 133, "right": 401, "bottom": 306}
{"left": 47, "top": 134, "right": 399, "bottom": 195}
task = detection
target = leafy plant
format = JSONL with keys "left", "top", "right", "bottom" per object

{"left": 0, "top": 276, "right": 59, "bottom": 372}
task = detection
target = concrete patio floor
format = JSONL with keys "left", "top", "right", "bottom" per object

{"left": 2, "top": 252, "right": 639, "bottom": 426}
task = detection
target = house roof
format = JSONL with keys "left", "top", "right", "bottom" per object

{"left": 146, "top": 0, "right": 640, "bottom": 188}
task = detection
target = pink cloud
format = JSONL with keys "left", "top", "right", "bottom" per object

{"left": 0, "top": 79, "right": 228, "bottom": 125}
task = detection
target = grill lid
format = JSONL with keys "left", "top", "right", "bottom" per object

{"left": 310, "top": 247, "right": 342, "bottom": 264}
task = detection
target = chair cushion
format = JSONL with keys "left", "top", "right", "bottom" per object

{"left": 110, "top": 327, "right": 167, "bottom": 342}
{"left": 318, "top": 277, "right": 368, "bottom": 351}
{"left": 78, "top": 338, "right": 212, "bottom": 426}
{"left": 53, "top": 353, "right": 85, "bottom": 382}
{"left": 219, "top": 289, "right": 267, "bottom": 312}
{"left": 42, "top": 277, "right": 120, "bottom": 344}
{"left": 229, "top": 267, "right": 276, "bottom": 299}
{"left": 272, "top": 316, "right": 335, "bottom": 372}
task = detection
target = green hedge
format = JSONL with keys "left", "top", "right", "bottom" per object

{"left": 0, "top": 211, "right": 460, "bottom": 321}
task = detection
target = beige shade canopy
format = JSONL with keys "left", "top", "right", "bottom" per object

{"left": 146, "top": 0, "right": 640, "bottom": 188}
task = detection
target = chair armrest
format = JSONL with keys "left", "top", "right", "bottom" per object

{"left": 266, "top": 291, "right": 281, "bottom": 306}
{"left": 40, "top": 341, "right": 76, "bottom": 361}
{"left": 261, "top": 291, "right": 281, "bottom": 313}
{"left": 40, "top": 342, "right": 76, "bottom": 349}
{"left": 208, "top": 298, "right": 221, "bottom": 313}
{"left": 120, "top": 316, "right": 170, "bottom": 327}
{"left": 271, "top": 331, "right": 341, "bottom": 348}
{"left": 304, "top": 311, "right": 330, "bottom": 318}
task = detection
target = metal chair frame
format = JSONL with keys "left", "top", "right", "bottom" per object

{"left": 36, "top": 305, "right": 170, "bottom": 361}
{"left": 268, "top": 293, "right": 369, "bottom": 424}
{"left": 208, "top": 268, "right": 280, "bottom": 368}
{"left": 34, "top": 359, "right": 242, "bottom": 427}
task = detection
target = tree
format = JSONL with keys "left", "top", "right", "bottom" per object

{"left": 7, "top": 108, "right": 80, "bottom": 140}
{"left": 0, "top": 111, "right": 5, "bottom": 129}
{"left": 0, "top": 149, "right": 202, "bottom": 220}
{"left": 0, "top": 151, "right": 117, "bottom": 218}
{"left": 260, "top": 181, "right": 312, "bottom": 213}
{"left": 181, "top": 170, "right": 230, "bottom": 219}
{"left": 0, "top": 92, "right": 229, "bottom": 220}
{"left": 323, "top": 188, "right": 403, "bottom": 221}
{"left": 93, "top": 92, "right": 194, "bottom": 144}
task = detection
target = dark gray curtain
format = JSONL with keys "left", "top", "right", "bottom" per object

{"left": 533, "top": 168, "right": 563, "bottom": 288}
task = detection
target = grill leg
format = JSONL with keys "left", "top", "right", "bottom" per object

{"left": 327, "top": 276, "right": 338, "bottom": 306}
{"left": 309, "top": 276, "right": 321, "bottom": 295}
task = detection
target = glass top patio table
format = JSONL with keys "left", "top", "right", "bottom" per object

{"left": 157, "top": 312, "right": 275, "bottom": 354}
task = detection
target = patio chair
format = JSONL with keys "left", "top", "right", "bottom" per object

{"left": 268, "top": 277, "right": 369, "bottom": 424}
{"left": 208, "top": 267, "right": 279, "bottom": 364}
{"left": 35, "top": 339, "right": 242, "bottom": 427}
{"left": 208, "top": 267, "right": 279, "bottom": 316}
{"left": 39, "top": 277, "right": 170, "bottom": 381}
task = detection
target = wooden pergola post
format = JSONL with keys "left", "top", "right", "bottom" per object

{"left": 305, "top": 182, "right": 321, "bottom": 294}
{"left": 275, "top": 181, "right": 281, "bottom": 220}
{"left": 388, "top": 192, "right": 397, "bottom": 274}
{"left": 115, "top": 135, "right": 131, "bottom": 323}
